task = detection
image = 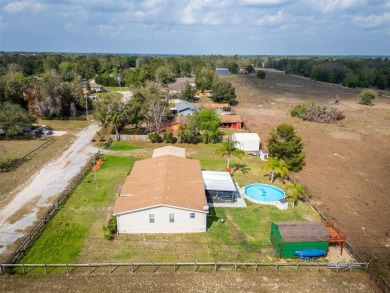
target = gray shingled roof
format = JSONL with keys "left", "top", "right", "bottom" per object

{"left": 175, "top": 101, "right": 197, "bottom": 113}
{"left": 275, "top": 221, "right": 329, "bottom": 242}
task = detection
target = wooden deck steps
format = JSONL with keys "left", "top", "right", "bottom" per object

{"left": 325, "top": 221, "right": 346, "bottom": 255}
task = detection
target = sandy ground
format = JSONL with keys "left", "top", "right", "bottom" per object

{"left": 0, "top": 271, "right": 381, "bottom": 293}
{"left": 0, "top": 123, "right": 99, "bottom": 256}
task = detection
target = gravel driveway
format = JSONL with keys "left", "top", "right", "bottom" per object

{"left": 0, "top": 123, "right": 100, "bottom": 256}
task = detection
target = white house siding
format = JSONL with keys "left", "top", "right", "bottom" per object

{"left": 116, "top": 205, "right": 207, "bottom": 234}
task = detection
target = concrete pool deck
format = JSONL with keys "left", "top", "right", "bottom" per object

{"left": 208, "top": 183, "right": 247, "bottom": 208}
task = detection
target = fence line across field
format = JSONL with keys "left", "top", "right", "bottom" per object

{"left": 3, "top": 151, "right": 100, "bottom": 265}
{"left": 0, "top": 261, "right": 369, "bottom": 275}
{"left": 0, "top": 137, "right": 55, "bottom": 172}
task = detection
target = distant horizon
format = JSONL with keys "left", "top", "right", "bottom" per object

{"left": 2, "top": 50, "right": 389, "bottom": 58}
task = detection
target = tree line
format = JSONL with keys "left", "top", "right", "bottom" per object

{"left": 265, "top": 57, "right": 390, "bottom": 89}
{"left": 1, "top": 52, "right": 389, "bottom": 138}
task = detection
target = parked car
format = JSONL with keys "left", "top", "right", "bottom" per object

{"left": 248, "top": 150, "right": 261, "bottom": 156}
{"left": 34, "top": 127, "right": 53, "bottom": 136}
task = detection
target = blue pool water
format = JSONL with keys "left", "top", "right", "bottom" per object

{"left": 244, "top": 184, "right": 285, "bottom": 202}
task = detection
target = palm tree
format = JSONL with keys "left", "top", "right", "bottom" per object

{"left": 106, "top": 100, "right": 124, "bottom": 141}
{"left": 215, "top": 137, "right": 245, "bottom": 170}
{"left": 286, "top": 182, "right": 305, "bottom": 207}
{"left": 261, "top": 156, "right": 289, "bottom": 183}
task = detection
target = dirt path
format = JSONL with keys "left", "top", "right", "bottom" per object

{"left": 0, "top": 123, "right": 100, "bottom": 257}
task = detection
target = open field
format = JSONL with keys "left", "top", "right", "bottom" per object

{"left": 0, "top": 270, "right": 381, "bottom": 293}
{"left": 0, "top": 120, "right": 92, "bottom": 207}
{"left": 230, "top": 70, "right": 390, "bottom": 262}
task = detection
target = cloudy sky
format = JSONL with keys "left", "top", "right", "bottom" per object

{"left": 1, "top": 0, "right": 389, "bottom": 55}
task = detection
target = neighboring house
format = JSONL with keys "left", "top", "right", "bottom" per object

{"left": 168, "top": 77, "right": 195, "bottom": 94}
{"left": 202, "top": 171, "right": 238, "bottom": 203}
{"left": 175, "top": 101, "right": 197, "bottom": 116}
{"left": 216, "top": 68, "right": 230, "bottom": 76}
{"left": 220, "top": 115, "right": 243, "bottom": 129}
{"left": 152, "top": 145, "right": 186, "bottom": 158}
{"left": 270, "top": 221, "right": 329, "bottom": 258}
{"left": 114, "top": 153, "right": 208, "bottom": 234}
{"left": 232, "top": 133, "right": 260, "bottom": 151}
{"left": 164, "top": 116, "right": 186, "bottom": 136}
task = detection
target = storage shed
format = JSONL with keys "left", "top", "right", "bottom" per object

{"left": 232, "top": 133, "right": 260, "bottom": 151}
{"left": 216, "top": 68, "right": 230, "bottom": 76}
{"left": 270, "top": 221, "right": 329, "bottom": 258}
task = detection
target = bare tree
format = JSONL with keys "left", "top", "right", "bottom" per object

{"left": 144, "top": 96, "right": 168, "bottom": 133}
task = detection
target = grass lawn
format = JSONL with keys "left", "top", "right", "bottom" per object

{"left": 20, "top": 155, "right": 136, "bottom": 264}
{"left": 108, "top": 141, "right": 142, "bottom": 151}
{"left": 19, "top": 140, "right": 320, "bottom": 266}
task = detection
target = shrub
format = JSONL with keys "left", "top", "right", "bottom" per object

{"left": 256, "top": 70, "right": 266, "bottom": 79}
{"left": 359, "top": 89, "right": 377, "bottom": 105}
{"left": 148, "top": 131, "right": 163, "bottom": 143}
{"left": 163, "top": 132, "right": 177, "bottom": 143}
{"left": 291, "top": 104, "right": 308, "bottom": 117}
{"left": 103, "top": 216, "right": 117, "bottom": 240}
{"left": 291, "top": 102, "right": 344, "bottom": 123}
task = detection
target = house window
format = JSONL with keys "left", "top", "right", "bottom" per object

{"left": 190, "top": 213, "right": 195, "bottom": 219}
{"left": 169, "top": 213, "right": 174, "bottom": 223}
{"left": 149, "top": 214, "right": 155, "bottom": 223}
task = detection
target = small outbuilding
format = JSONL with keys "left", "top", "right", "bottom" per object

{"left": 152, "top": 145, "right": 186, "bottom": 158}
{"left": 259, "top": 149, "right": 269, "bottom": 161}
{"left": 220, "top": 115, "right": 243, "bottom": 129}
{"left": 270, "top": 221, "right": 329, "bottom": 258}
{"left": 232, "top": 133, "right": 260, "bottom": 151}
{"left": 216, "top": 68, "right": 230, "bottom": 76}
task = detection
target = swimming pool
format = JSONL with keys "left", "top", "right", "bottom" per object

{"left": 244, "top": 183, "right": 286, "bottom": 205}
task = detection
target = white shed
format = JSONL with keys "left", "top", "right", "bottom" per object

{"left": 152, "top": 145, "right": 186, "bottom": 158}
{"left": 232, "top": 133, "right": 260, "bottom": 151}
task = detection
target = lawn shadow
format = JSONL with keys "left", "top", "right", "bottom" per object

{"left": 206, "top": 207, "right": 219, "bottom": 229}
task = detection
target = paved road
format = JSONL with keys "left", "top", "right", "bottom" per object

{"left": 0, "top": 123, "right": 100, "bottom": 256}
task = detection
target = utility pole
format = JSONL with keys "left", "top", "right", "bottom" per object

{"left": 85, "top": 95, "right": 89, "bottom": 120}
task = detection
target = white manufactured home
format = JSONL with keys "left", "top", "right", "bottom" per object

{"left": 232, "top": 133, "right": 260, "bottom": 151}
{"left": 116, "top": 205, "right": 207, "bottom": 233}
{"left": 114, "top": 151, "right": 208, "bottom": 234}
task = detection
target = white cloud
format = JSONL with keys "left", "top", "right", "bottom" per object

{"left": 313, "top": 0, "right": 366, "bottom": 13}
{"left": 3, "top": 1, "right": 45, "bottom": 13}
{"left": 254, "top": 10, "right": 284, "bottom": 26}
{"left": 353, "top": 12, "right": 390, "bottom": 28}
{"left": 241, "top": 0, "right": 290, "bottom": 5}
